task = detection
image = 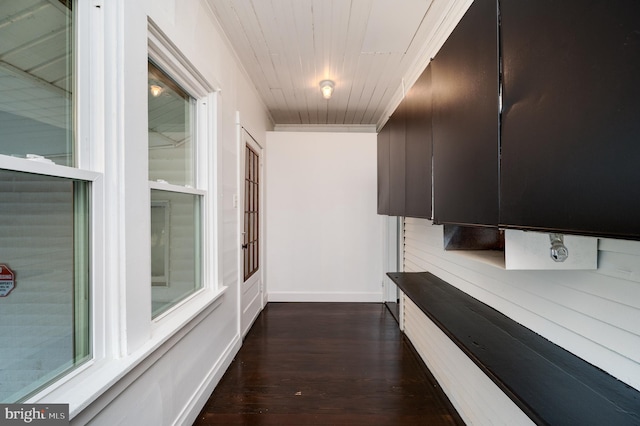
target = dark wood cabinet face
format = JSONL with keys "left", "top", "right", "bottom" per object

{"left": 377, "top": 66, "right": 434, "bottom": 219}
{"left": 404, "top": 66, "right": 433, "bottom": 219}
{"left": 377, "top": 122, "right": 391, "bottom": 215}
{"left": 431, "top": 0, "right": 499, "bottom": 226}
{"left": 500, "top": 0, "right": 640, "bottom": 239}
{"left": 389, "top": 103, "right": 407, "bottom": 216}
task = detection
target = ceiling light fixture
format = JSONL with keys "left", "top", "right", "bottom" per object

{"left": 319, "top": 80, "right": 335, "bottom": 99}
{"left": 150, "top": 84, "right": 164, "bottom": 97}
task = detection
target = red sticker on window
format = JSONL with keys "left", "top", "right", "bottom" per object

{"left": 0, "top": 264, "right": 15, "bottom": 297}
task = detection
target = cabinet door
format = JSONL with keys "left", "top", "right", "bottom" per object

{"left": 389, "top": 101, "right": 407, "bottom": 216}
{"left": 501, "top": 0, "right": 640, "bottom": 239}
{"left": 404, "top": 66, "right": 433, "bottom": 219}
{"left": 431, "top": 0, "right": 499, "bottom": 226}
{"left": 377, "top": 121, "right": 391, "bottom": 215}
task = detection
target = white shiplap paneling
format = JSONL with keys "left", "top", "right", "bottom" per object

{"left": 403, "top": 296, "right": 535, "bottom": 426}
{"left": 403, "top": 217, "right": 640, "bottom": 391}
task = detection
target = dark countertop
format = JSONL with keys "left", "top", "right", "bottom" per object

{"left": 388, "top": 271, "right": 640, "bottom": 426}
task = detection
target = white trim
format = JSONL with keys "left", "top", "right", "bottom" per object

{"left": 237, "top": 120, "right": 265, "bottom": 337}
{"left": 268, "top": 292, "right": 383, "bottom": 303}
{"left": 243, "top": 126, "right": 264, "bottom": 149}
{"left": 150, "top": 286, "right": 225, "bottom": 332}
{"left": 0, "top": 155, "right": 101, "bottom": 181}
{"left": 236, "top": 111, "right": 242, "bottom": 337}
{"left": 90, "top": 172, "right": 106, "bottom": 361}
{"left": 146, "top": 19, "right": 223, "bottom": 348}
{"left": 274, "top": 124, "right": 377, "bottom": 133}
{"left": 76, "top": 0, "right": 105, "bottom": 172}
{"left": 209, "top": 92, "right": 223, "bottom": 291}
{"left": 196, "top": 96, "right": 213, "bottom": 191}
{"left": 149, "top": 181, "right": 206, "bottom": 196}
{"left": 173, "top": 332, "right": 242, "bottom": 426}
{"left": 40, "top": 286, "right": 227, "bottom": 419}
{"left": 5, "top": 0, "right": 109, "bottom": 405}
{"left": 148, "top": 18, "right": 217, "bottom": 97}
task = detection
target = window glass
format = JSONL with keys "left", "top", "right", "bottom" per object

{"left": 150, "top": 189, "right": 202, "bottom": 317}
{"left": 0, "top": 1, "right": 74, "bottom": 166}
{"left": 0, "top": 169, "right": 90, "bottom": 402}
{"left": 148, "top": 59, "right": 203, "bottom": 318}
{"left": 148, "top": 61, "right": 194, "bottom": 186}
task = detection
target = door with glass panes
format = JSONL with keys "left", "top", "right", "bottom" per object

{"left": 240, "top": 131, "right": 263, "bottom": 336}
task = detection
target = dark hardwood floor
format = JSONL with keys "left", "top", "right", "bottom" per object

{"left": 194, "top": 302, "right": 464, "bottom": 426}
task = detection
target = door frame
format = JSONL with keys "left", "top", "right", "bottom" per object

{"left": 237, "top": 119, "right": 265, "bottom": 337}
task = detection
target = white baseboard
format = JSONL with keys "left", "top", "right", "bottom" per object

{"left": 267, "top": 292, "right": 383, "bottom": 303}
{"left": 175, "top": 335, "right": 242, "bottom": 426}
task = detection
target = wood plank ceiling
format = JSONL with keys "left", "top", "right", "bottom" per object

{"left": 207, "top": 0, "right": 470, "bottom": 129}
{"left": 0, "top": 1, "right": 469, "bottom": 136}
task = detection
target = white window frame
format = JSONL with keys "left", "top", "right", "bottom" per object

{"left": 0, "top": 0, "right": 106, "bottom": 406}
{"left": 147, "top": 19, "right": 224, "bottom": 331}
{"left": 7, "top": 11, "right": 225, "bottom": 417}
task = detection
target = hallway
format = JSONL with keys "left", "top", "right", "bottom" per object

{"left": 194, "top": 303, "right": 463, "bottom": 425}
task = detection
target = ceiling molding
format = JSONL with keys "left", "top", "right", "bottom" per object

{"left": 273, "top": 124, "right": 377, "bottom": 133}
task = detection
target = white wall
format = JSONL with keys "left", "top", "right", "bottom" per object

{"left": 41, "top": 0, "right": 274, "bottom": 424}
{"left": 265, "top": 131, "right": 383, "bottom": 302}
{"left": 403, "top": 218, "right": 640, "bottom": 392}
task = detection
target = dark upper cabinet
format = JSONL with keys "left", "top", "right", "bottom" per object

{"left": 500, "top": 0, "right": 640, "bottom": 239}
{"left": 377, "top": 65, "right": 434, "bottom": 219}
{"left": 388, "top": 102, "right": 407, "bottom": 216}
{"left": 377, "top": 104, "right": 406, "bottom": 216}
{"left": 404, "top": 66, "right": 433, "bottom": 219}
{"left": 431, "top": 0, "right": 499, "bottom": 227}
{"left": 379, "top": 0, "right": 640, "bottom": 240}
{"left": 377, "top": 121, "right": 391, "bottom": 215}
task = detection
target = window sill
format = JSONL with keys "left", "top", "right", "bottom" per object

{"left": 29, "top": 286, "right": 228, "bottom": 418}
